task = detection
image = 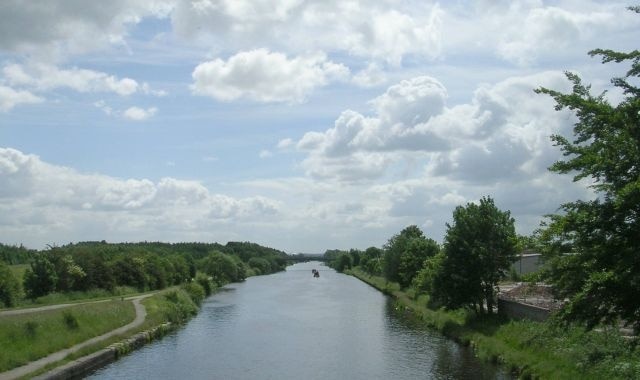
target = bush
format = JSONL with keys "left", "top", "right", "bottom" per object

{"left": 0, "top": 262, "right": 21, "bottom": 307}
{"left": 163, "top": 289, "right": 198, "bottom": 324}
{"left": 195, "top": 274, "right": 213, "bottom": 296}
{"left": 182, "top": 282, "right": 205, "bottom": 306}
{"left": 248, "top": 257, "right": 272, "bottom": 275}
{"left": 63, "top": 311, "right": 79, "bottom": 330}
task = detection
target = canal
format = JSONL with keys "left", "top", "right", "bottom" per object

{"left": 89, "top": 262, "right": 511, "bottom": 379}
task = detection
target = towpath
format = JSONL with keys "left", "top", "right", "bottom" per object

{"left": 0, "top": 294, "right": 154, "bottom": 380}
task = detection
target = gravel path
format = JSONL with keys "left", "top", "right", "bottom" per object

{"left": 0, "top": 294, "right": 154, "bottom": 380}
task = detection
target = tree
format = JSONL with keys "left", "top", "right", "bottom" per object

{"left": 432, "top": 197, "right": 517, "bottom": 314}
{"left": 335, "top": 253, "right": 353, "bottom": 273}
{"left": 361, "top": 246, "right": 383, "bottom": 275}
{"left": 248, "top": 257, "right": 272, "bottom": 275}
{"left": 200, "top": 251, "right": 239, "bottom": 285}
{"left": 24, "top": 254, "right": 58, "bottom": 299}
{"left": 397, "top": 238, "right": 440, "bottom": 288}
{"left": 383, "top": 225, "right": 424, "bottom": 284}
{"left": 0, "top": 261, "right": 21, "bottom": 307}
{"left": 536, "top": 9, "right": 640, "bottom": 330}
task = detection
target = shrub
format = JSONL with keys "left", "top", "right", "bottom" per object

{"left": 24, "top": 321, "right": 38, "bottom": 338}
{"left": 0, "top": 262, "right": 21, "bottom": 307}
{"left": 163, "top": 289, "right": 198, "bottom": 324}
{"left": 182, "top": 282, "right": 205, "bottom": 306}
{"left": 63, "top": 311, "right": 79, "bottom": 330}
{"left": 195, "top": 274, "right": 213, "bottom": 296}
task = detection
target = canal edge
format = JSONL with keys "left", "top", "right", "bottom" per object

{"left": 31, "top": 322, "right": 175, "bottom": 380}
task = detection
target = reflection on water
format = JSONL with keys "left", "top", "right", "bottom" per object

{"left": 90, "top": 262, "right": 512, "bottom": 380}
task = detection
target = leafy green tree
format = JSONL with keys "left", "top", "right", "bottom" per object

{"left": 412, "top": 250, "right": 445, "bottom": 295}
{"left": 398, "top": 237, "right": 440, "bottom": 288}
{"left": 433, "top": 197, "right": 517, "bottom": 314}
{"left": 0, "top": 243, "right": 33, "bottom": 265}
{"left": 24, "top": 254, "right": 58, "bottom": 299}
{"left": 536, "top": 10, "right": 640, "bottom": 329}
{"left": 348, "top": 249, "right": 362, "bottom": 267}
{"left": 335, "top": 253, "right": 353, "bottom": 273}
{"left": 114, "top": 256, "right": 148, "bottom": 291}
{"left": 383, "top": 225, "right": 424, "bottom": 284}
{"left": 361, "top": 246, "right": 383, "bottom": 275}
{"left": 201, "top": 251, "right": 239, "bottom": 285}
{"left": 248, "top": 257, "right": 272, "bottom": 275}
{"left": 55, "top": 255, "right": 86, "bottom": 292}
{"left": 0, "top": 261, "right": 21, "bottom": 307}
{"left": 145, "top": 256, "right": 169, "bottom": 290}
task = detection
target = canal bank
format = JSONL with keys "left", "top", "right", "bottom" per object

{"left": 346, "top": 268, "right": 638, "bottom": 380}
{"left": 32, "top": 323, "right": 174, "bottom": 380}
{"left": 7, "top": 287, "right": 204, "bottom": 380}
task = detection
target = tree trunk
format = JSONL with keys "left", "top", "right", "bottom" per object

{"left": 485, "top": 288, "right": 494, "bottom": 315}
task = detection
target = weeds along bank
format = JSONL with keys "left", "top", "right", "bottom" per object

{"left": 0, "top": 280, "right": 211, "bottom": 379}
{"left": 347, "top": 268, "right": 640, "bottom": 380}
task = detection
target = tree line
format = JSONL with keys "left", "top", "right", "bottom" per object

{"left": 327, "top": 22, "right": 640, "bottom": 333}
{"left": 0, "top": 241, "right": 288, "bottom": 307}
{"left": 325, "top": 196, "right": 517, "bottom": 316}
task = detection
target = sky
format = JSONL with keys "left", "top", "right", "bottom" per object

{"left": 1, "top": 1, "right": 638, "bottom": 253}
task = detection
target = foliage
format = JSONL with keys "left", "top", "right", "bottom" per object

{"left": 0, "top": 243, "right": 34, "bottom": 265}
{"left": 352, "top": 269, "right": 640, "bottom": 380}
{"left": 432, "top": 197, "right": 517, "bottom": 314}
{"left": 334, "top": 253, "right": 353, "bottom": 273}
{"left": 360, "top": 246, "right": 383, "bottom": 275}
{"left": 62, "top": 311, "right": 79, "bottom": 330}
{"left": 382, "top": 225, "right": 425, "bottom": 285}
{"left": 195, "top": 273, "right": 213, "bottom": 296}
{"left": 398, "top": 237, "right": 440, "bottom": 288}
{"left": 24, "top": 254, "right": 58, "bottom": 299}
{"left": 163, "top": 289, "right": 199, "bottom": 324}
{"left": 0, "top": 261, "right": 21, "bottom": 307}
{"left": 181, "top": 282, "right": 206, "bottom": 306}
{"left": 200, "top": 251, "right": 240, "bottom": 285}
{"left": 535, "top": 10, "right": 640, "bottom": 330}
{"left": 0, "top": 240, "right": 286, "bottom": 305}
{"left": 247, "top": 257, "right": 272, "bottom": 275}
{"left": 412, "top": 251, "right": 445, "bottom": 294}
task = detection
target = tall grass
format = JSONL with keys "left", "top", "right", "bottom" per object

{"left": 0, "top": 300, "right": 135, "bottom": 372}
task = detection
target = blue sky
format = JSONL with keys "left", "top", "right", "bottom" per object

{"left": 1, "top": 1, "right": 638, "bottom": 252}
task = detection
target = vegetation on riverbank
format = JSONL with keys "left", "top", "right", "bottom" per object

{"left": 0, "top": 299, "right": 136, "bottom": 372}
{"left": 2, "top": 282, "right": 212, "bottom": 378}
{"left": 349, "top": 268, "right": 640, "bottom": 379}
{"left": 0, "top": 239, "right": 280, "bottom": 377}
{"left": 0, "top": 240, "right": 288, "bottom": 309}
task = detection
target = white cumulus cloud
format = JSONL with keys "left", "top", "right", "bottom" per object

{"left": 123, "top": 106, "right": 158, "bottom": 121}
{"left": 3, "top": 63, "right": 139, "bottom": 96}
{"left": 0, "top": 147, "right": 283, "bottom": 246}
{"left": 191, "top": 49, "right": 349, "bottom": 103}
{"left": 0, "top": 85, "right": 43, "bottom": 112}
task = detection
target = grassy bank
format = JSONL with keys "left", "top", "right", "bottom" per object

{"left": 348, "top": 268, "right": 640, "bottom": 379}
{"left": 0, "top": 283, "right": 206, "bottom": 379}
{"left": 0, "top": 300, "right": 135, "bottom": 372}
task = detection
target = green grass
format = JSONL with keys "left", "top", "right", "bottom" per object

{"left": 17, "top": 287, "right": 209, "bottom": 378}
{"left": 348, "top": 268, "right": 640, "bottom": 380}
{"left": 0, "top": 300, "right": 135, "bottom": 372}
{"left": 0, "top": 287, "right": 148, "bottom": 312}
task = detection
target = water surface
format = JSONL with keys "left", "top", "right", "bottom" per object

{"left": 90, "top": 262, "right": 511, "bottom": 379}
